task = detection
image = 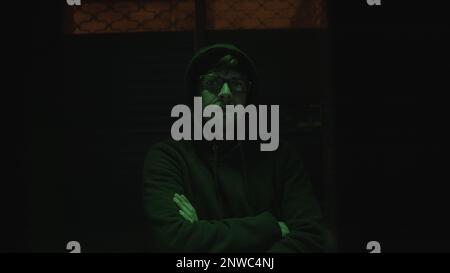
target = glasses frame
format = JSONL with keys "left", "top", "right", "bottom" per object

{"left": 199, "top": 75, "right": 252, "bottom": 95}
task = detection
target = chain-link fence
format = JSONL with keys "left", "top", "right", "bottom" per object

{"left": 66, "top": 0, "right": 194, "bottom": 34}
{"left": 65, "top": 0, "right": 327, "bottom": 34}
{"left": 206, "top": 0, "right": 327, "bottom": 30}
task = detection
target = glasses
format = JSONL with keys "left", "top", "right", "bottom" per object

{"left": 199, "top": 75, "right": 251, "bottom": 95}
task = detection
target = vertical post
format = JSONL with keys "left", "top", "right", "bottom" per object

{"left": 63, "top": 5, "right": 76, "bottom": 35}
{"left": 319, "top": 8, "right": 338, "bottom": 249}
{"left": 194, "top": 0, "right": 207, "bottom": 51}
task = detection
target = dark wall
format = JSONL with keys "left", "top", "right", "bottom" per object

{"left": 26, "top": 29, "right": 333, "bottom": 252}
{"left": 328, "top": 1, "right": 450, "bottom": 252}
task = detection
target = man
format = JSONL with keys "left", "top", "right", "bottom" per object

{"left": 143, "top": 43, "right": 330, "bottom": 252}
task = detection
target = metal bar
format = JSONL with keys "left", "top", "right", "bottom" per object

{"left": 194, "top": 0, "right": 207, "bottom": 50}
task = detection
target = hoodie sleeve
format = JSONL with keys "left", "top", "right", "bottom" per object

{"left": 267, "top": 143, "right": 332, "bottom": 252}
{"left": 143, "top": 142, "right": 281, "bottom": 252}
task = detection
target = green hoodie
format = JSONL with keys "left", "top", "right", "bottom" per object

{"left": 142, "top": 44, "right": 330, "bottom": 252}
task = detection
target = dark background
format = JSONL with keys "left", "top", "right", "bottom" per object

{"left": 14, "top": 0, "right": 450, "bottom": 252}
{"left": 328, "top": 1, "right": 450, "bottom": 252}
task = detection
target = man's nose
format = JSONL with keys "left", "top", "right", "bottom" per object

{"left": 217, "top": 82, "right": 233, "bottom": 102}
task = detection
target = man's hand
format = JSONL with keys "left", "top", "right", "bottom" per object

{"left": 278, "top": 221, "right": 290, "bottom": 237}
{"left": 173, "top": 193, "right": 199, "bottom": 223}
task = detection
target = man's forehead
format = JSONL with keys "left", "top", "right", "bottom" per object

{"left": 205, "top": 69, "right": 246, "bottom": 79}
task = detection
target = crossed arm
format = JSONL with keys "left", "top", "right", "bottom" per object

{"left": 173, "top": 193, "right": 291, "bottom": 237}
{"left": 143, "top": 142, "right": 330, "bottom": 252}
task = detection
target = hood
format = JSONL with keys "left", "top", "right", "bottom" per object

{"left": 184, "top": 45, "right": 259, "bottom": 194}
{"left": 184, "top": 43, "right": 259, "bottom": 105}
{"left": 185, "top": 44, "right": 261, "bottom": 162}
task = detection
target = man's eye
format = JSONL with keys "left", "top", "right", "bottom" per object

{"left": 205, "top": 79, "right": 220, "bottom": 87}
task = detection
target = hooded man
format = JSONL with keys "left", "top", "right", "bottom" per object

{"left": 142, "top": 43, "right": 331, "bottom": 252}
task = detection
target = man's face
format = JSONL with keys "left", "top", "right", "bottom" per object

{"left": 197, "top": 69, "right": 248, "bottom": 110}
